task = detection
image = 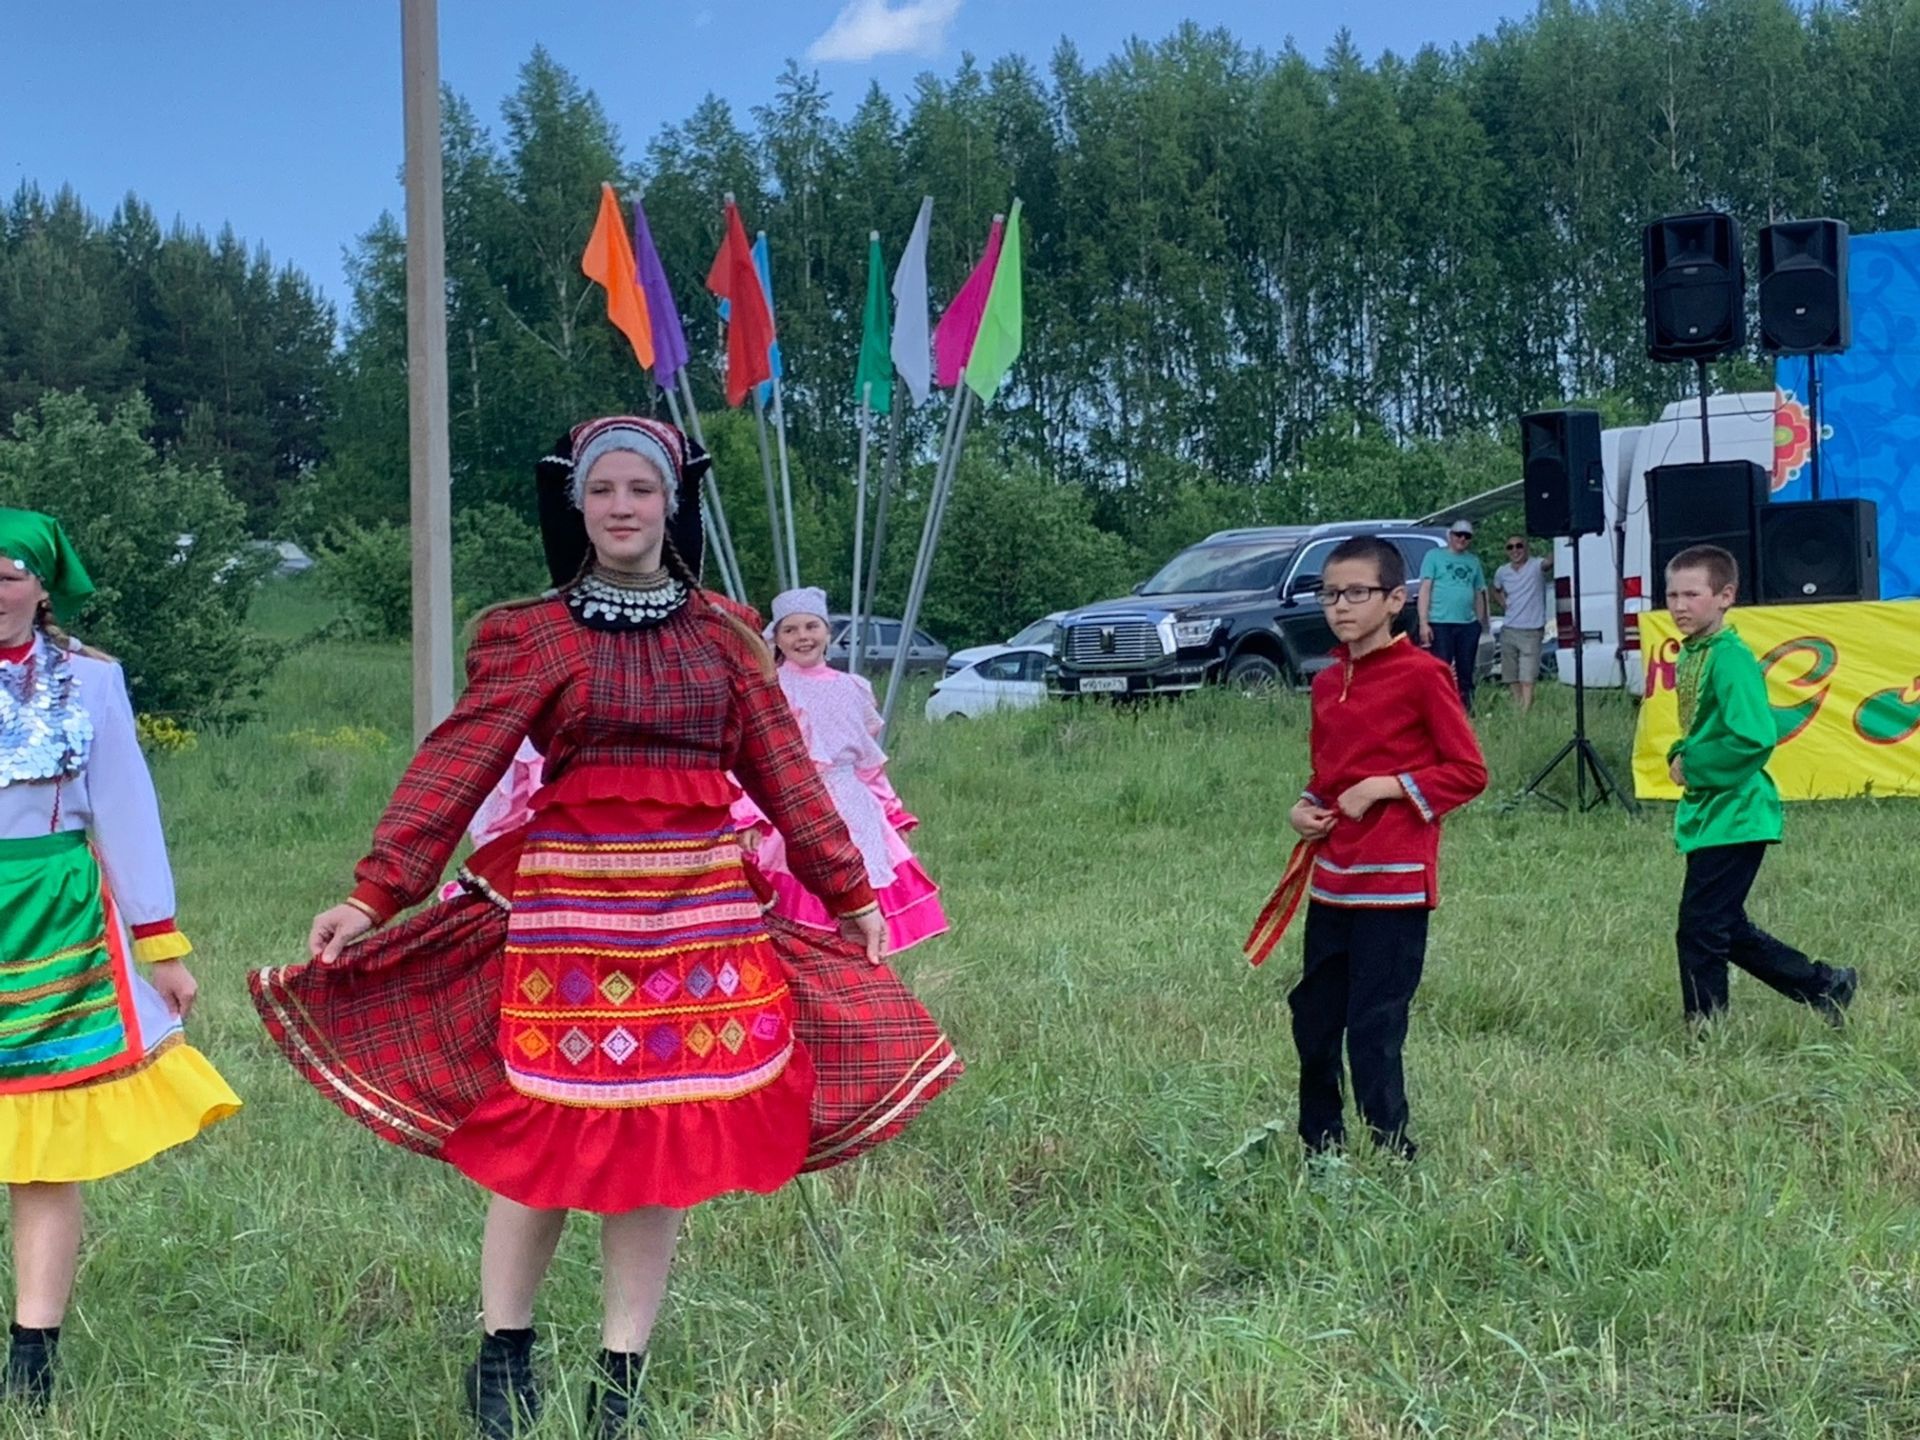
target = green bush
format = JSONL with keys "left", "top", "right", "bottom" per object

{"left": 316, "top": 502, "right": 549, "bottom": 641}
{"left": 0, "top": 391, "right": 280, "bottom": 728}
{"left": 314, "top": 520, "right": 410, "bottom": 640}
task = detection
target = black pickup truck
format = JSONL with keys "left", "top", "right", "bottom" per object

{"left": 1051, "top": 522, "right": 1461, "bottom": 698}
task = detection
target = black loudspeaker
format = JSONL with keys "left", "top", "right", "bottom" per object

{"left": 1757, "top": 499, "right": 1879, "bottom": 603}
{"left": 1759, "top": 219, "right": 1851, "bottom": 354}
{"left": 1520, "top": 408, "right": 1605, "bottom": 537}
{"left": 1644, "top": 212, "right": 1746, "bottom": 362}
{"left": 1647, "top": 461, "right": 1767, "bottom": 607}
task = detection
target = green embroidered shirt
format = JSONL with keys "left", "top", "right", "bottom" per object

{"left": 1667, "top": 624, "right": 1783, "bottom": 854}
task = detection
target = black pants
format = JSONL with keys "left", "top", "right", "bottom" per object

{"left": 1428, "top": 621, "right": 1480, "bottom": 709}
{"left": 1677, "top": 842, "right": 1831, "bottom": 1020}
{"left": 1288, "top": 902, "right": 1429, "bottom": 1156}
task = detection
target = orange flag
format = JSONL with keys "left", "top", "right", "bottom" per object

{"left": 582, "top": 182, "right": 654, "bottom": 369}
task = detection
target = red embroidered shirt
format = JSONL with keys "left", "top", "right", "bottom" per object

{"left": 1301, "top": 635, "right": 1488, "bottom": 909}
{"left": 349, "top": 594, "right": 875, "bottom": 924}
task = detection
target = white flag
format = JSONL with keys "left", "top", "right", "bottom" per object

{"left": 890, "top": 196, "right": 934, "bottom": 407}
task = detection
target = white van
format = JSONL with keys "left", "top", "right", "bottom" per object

{"left": 1551, "top": 391, "right": 1777, "bottom": 690}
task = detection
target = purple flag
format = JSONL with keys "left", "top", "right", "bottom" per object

{"left": 632, "top": 195, "right": 689, "bottom": 392}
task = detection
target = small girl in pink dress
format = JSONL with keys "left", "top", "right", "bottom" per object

{"left": 436, "top": 739, "right": 544, "bottom": 901}
{"left": 736, "top": 587, "right": 949, "bottom": 955}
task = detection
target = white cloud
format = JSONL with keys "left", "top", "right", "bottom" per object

{"left": 806, "top": 0, "right": 962, "bottom": 63}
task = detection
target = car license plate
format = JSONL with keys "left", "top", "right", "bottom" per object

{"left": 1078, "top": 676, "right": 1127, "bottom": 694}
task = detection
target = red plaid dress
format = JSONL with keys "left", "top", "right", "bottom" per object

{"left": 250, "top": 592, "right": 960, "bottom": 1212}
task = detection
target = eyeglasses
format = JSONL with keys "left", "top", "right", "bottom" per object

{"left": 1506, "top": 542, "right": 1527, "bottom": 551}
{"left": 1318, "top": 585, "right": 1390, "bottom": 607}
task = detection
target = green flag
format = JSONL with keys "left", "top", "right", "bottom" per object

{"left": 854, "top": 231, "right": 894, "bottom": 416}
{"left": 964, "top": 198, "right": 1023, "bottom": 404}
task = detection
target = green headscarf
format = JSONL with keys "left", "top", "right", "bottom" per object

{"left": 0, "top": 508, "right": 95, "bottom": 624}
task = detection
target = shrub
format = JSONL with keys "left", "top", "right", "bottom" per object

{"left": 315, "top": 502, "right": 549, "bottom": 641}
{"left": 0, "top": 391, "right": 280, "bottom": 728}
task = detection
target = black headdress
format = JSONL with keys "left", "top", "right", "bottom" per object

{"left": 534, "top": 421, "right": 713, "bottom": 589}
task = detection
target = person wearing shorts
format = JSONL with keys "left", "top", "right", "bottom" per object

{"left": 1494, "top": 536, "right": 1549, "bottom": 712}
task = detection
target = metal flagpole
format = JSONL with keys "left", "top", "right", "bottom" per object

{"left": 880, "top": 386, "right": 974, "bottom": 736}
{"left": 859, "top": 403, "right": 903, "bottom": 664}
{"left": 663, "top": 387, "right": 743, "bottom": 600}
{"left": 754, "top": 229, "right": 802, "bottom": 587}
{"left": 671, "top": 372, "right": 744, "bottom": 601}
{"left": 401, "top": 0, "right": 454, "bottom": 742}
{"left": 849, "top": 381, "right": 874, "bottom": 675}
{"left": 769, "top": 374, "right": 801, "bottom": 586}
{"left": 752, "top": 392, "right": 789, "bottom": 592}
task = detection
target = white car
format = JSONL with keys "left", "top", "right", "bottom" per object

{"left": 925, "top": 647, "right": 1053, "bottom": 721}
{"left": 943, "top": 612, "right": 1066, "bottom": 677}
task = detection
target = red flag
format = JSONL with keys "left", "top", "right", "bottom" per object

{"left": 581, "top": 183, "right": 654, "bottom": 369}
{"left": 705, "top": 200, "right": 775, "bottom": 406}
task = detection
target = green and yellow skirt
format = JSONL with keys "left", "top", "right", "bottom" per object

{"left": 0, "top": 831, "right": 238, "bottom": 1182}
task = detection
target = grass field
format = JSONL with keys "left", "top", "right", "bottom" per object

{"left": 10, "top": 578, "right": 1920, "bottom": 1438}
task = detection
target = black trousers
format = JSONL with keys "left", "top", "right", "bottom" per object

{"left": 1428, "top": 621, "right": 1480, "bottom": 709}
{"left": 1677, "top": 842, "right": 1831, "bottom": 1020}
{"left": 1288, "top": 902, "right": 1429, "bottom": 1156}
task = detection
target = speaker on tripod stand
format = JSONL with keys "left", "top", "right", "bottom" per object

{"left": 1518, "top": 408, "right": 1637, "bottom": 814}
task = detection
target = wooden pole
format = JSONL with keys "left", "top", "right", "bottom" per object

{"left": 401, "top": 0, "right": 453, "bottom": 743}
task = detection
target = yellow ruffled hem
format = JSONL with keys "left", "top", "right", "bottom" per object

{"left": 0, "top": 1045, "right": 240, "bottom": 1183}
{"left": 132, "top": 931, "right": 193, "bottom": 964}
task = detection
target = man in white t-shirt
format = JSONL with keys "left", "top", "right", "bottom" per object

{"left": 1493, "top": 535, "right": 1551, "bottom": 712}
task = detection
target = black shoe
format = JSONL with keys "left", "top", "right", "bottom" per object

{"left": 1814, "top": 967, "right": 1859, "bottom": 1028}
{"left": 588, "top": 1349, "right": 648, "bottom": 1438}
{"left": 463, "top": 1327, "right": 540, "bottom": 1439}
{"left": 4, "top": 1324, "right": 59, "bottom": 1411}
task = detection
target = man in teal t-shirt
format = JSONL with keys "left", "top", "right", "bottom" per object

{"left": 1417, "top": 519, "right": 1489, "bottom": 708}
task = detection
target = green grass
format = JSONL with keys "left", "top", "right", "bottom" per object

{"left": 13, "top": 578, "right": 1920, "bottom": 1437}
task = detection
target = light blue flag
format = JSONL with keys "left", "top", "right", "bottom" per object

{"left": 752, "top": 233, "right": 783, "bottom": 404}
{"left": 715, "top": 233, "right": 784, "bottom": 407}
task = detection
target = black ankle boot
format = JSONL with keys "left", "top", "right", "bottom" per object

{"left": 4, "top": 1324, "right": 59, "bottom": 1411}
{"left": 463, "top": 1327, "right": 539, "bottom": 1439}
{"left": 588, "top": 1349, "right": 647, "bottom": 1438}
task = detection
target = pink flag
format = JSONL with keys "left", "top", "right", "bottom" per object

{"left": 933, "top": 216, "right": 1004, "bottom": 390}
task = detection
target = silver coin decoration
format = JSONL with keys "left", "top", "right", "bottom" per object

{"left": 565, "top": 568, "right": 689, "bottom": 632}
{"left": 0, "top": 636, "right": 92, "bottom": 786}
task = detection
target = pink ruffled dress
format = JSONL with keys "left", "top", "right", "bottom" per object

{"left": 437, "top": 739, "right": 544, "bottom": 900}
{"left": 733, "top": 664, "right": 948, "bottom": 956}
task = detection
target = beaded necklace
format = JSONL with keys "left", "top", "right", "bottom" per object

{"left": 564, "top": 564, "right": 689, "bottom": 632}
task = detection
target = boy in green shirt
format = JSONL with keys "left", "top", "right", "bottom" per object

{"left": 1664, "top": 545, "right": 1857, "bottom": 1025}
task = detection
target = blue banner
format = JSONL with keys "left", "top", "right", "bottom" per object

{"left": 1774, "top": 229, "right": 1920, "bottom": 600}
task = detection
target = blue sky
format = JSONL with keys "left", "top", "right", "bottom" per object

{"left": 6, "top": 1, "right": 1530, "bottom": 313}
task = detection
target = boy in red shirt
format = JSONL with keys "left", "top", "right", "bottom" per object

{"left": 1246, "top": 537, "right": 1488, "bottom": 1158}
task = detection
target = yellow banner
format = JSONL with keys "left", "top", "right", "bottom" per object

{"left": 1633, "top": 601, "right": 1920, "bottom": 801}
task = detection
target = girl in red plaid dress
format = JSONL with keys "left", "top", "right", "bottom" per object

{"left": 251, "top": 418, "right": 959, "bottom": 1439}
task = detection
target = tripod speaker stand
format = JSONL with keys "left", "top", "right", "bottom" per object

{"left": 1517, "top": 407, "right": 1638, "bottom": 814}
{"left": 1521, "top": 536, "right": 1637, "bottom": 813}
